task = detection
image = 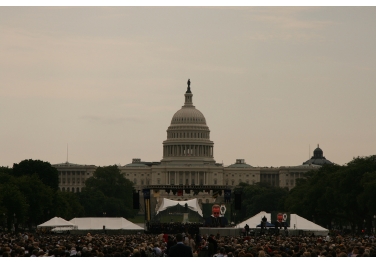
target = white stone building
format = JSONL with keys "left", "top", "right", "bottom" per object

{"left": 54, "top": 81, "right": 333, "bottom": 206}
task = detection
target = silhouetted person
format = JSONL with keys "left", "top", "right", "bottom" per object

{"left": 168, "top": 233, "right": 193, "bottom": 257}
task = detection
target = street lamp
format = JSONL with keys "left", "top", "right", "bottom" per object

{"left": 103, "top": 212, "right": 106, "bottom": 217}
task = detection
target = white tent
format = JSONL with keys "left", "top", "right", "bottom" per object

{"left": 37, "top": 217, "right": 76, "bottom": 228}
{"left": 237, "top": 212, "right": 329, "bottom": 235}
{"left": 289, "top": 214, "right": 329, "bottom": 234}
{"left": 69, "top": 217, "right": 143, "bottom": 230}
{"left": 156, "top": 198, "right": 203, "bottom": 217}
{"left": 51, "top": 226, "right": 75, "bottom": 232}
{"left": 237, "top": 211, "right": 271, "bottom": 228}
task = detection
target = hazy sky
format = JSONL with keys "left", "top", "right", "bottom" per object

{"left": 1, "top": 6, "right": 375, "bottom": 168}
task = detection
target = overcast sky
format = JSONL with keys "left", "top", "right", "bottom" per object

{"left": 1, "top": 6, "right": 375, "bottom": 168}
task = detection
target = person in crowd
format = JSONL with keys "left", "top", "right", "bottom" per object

{"left": 1, "top": 228, "right": 376, "bottom": 257}
{"left": 168, "top": 233, "right": 193, "bottom": 257}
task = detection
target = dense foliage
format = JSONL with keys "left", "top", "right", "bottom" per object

{"left": 234, "top": 155, "right": 376, "bottom": 234}
{"left": 237, "top": 182, "right": 288, "bottom": 221}
{"left": 0, "top": 160, "right": 135, "bottom": 231}
{"left": 2, "top": 155, "right": 376, "bottom": 234}
{"left": 79, "top": 165, "right": 136, "bottom": 218}
{"left": 284, "top": 155, "right": 376, "bottom": 233}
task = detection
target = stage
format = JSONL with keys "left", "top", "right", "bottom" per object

{"left": 199, "top": 227, "right": 242, "bottom": 236}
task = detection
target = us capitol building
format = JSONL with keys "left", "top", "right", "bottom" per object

{"left": 53, "top": 80, "right": 333, "bottom": 207}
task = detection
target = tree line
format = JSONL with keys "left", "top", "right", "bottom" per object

{"left": 0, "top": 160, "right": 136, "bottom": 231}
{"left": 237, "top": 155, "right": 376, "bottom": 234}
{"left": 1, "top": 155, "right": 376, "bottom": 233}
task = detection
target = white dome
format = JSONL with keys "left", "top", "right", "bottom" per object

{"left": 171, "top": 107, "right": 207, "bottom": 125}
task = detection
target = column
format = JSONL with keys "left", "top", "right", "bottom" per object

{"left": 189, "top": 172, "right": 192, "bottom": 184}
{"left": 175, "top": 172, "right": 177, "bottom": 185}
{"left": 167, "top": 171, "right": 169, "bottom": 185}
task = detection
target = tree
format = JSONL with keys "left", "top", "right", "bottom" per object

{"left": 79, "top": 188, "right": 107, "bottom": 217}
{"left": 80, "top": 165, "right": 136, "bottom": 218}
{"left": 0, "top": 183, "right": 28, "bottom": 231}
{"left": 284, "top": 155, "right": 376, "bottom": 233}
{"left": 15, "top": 174, "right": 54, "bottom": 227}
{"left": 12, "top": 159, "right": 59, "bottom": 190}
{"left": 52, "top": 191, "right": 85, "bottom": 220}
{"left": 238, "top": 182, "right": 288, "bottom": 221}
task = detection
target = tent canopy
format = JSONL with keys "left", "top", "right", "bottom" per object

{"left": 156, "top": 198, "right": 203, "bottom": 217}
{"left": 69, "top": 217, "right": 143, "bottom": 230}
{"left": 37, "top": 217, "right": 76, "bottom": 228}
{"left": 237, "top": 212, "right": 328, "bottom": 234}
{"left": 237, "top": 211, "right": 271, "bottom": 228}
{"left": 289, "top": 214, "right": 328, "bottom": 232}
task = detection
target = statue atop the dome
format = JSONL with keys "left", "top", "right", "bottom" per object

{"left": 186, "top": 79, "right": 192, "bottom": 93}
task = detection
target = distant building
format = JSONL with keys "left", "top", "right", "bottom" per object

{"left": 302, "top": 145, "right": 333, "bottom": 166}
{"left": 53, "top": 81, "right": 334, "bottom": 203}
{"left": 53, "top": 162, "right": 96, "bottom": 193}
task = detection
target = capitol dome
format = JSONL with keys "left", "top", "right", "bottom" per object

{"left": 161, "top": 80, "right": 215, "bottom": 165}
{"left": 171, "top": 108, "right": 207, "bottom": 125}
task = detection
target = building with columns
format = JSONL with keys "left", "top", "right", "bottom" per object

{"left": 53, "top": 80, "right": 334, "bottom": 210}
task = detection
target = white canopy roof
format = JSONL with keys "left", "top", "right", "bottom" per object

{"left": 156, "top": 198, "right": 203, "bottom": 217}
{"left": 37, "top": 217, "right": 76, "bottom": 228}
{"left": 69, "top": 217, "right": 143, "bottom": 230}
{"left": 237, "top": 211, "right": 271, "bottom": 228}
{"left": 237, "top": 212, "right": 328, "bottom": 233}
{"left": 51, "top": 226, "right": 75, "bottom": 232}
{"left": 289, "top": 214, "right": 328, "bottom": 232}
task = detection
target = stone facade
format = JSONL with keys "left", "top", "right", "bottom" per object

{"left": 53, "top": 82, "right": 332, "bottom": 208}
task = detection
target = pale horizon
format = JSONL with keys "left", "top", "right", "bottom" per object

{"left": 1, "top": 7, "right": 375, "bottom": 168}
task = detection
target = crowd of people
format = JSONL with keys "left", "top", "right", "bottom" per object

{"left": 147, "top": 222, "right": 203, "bottom": 235}
{"left": 1, "top": 228, "right": 376, "bottom": 257}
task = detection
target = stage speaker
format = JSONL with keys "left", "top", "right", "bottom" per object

{"left": 133, "top": 192, "right": 140, "bottom": 209}
{"left": 235, "top": 193, "right": 241, "bottom": 210}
